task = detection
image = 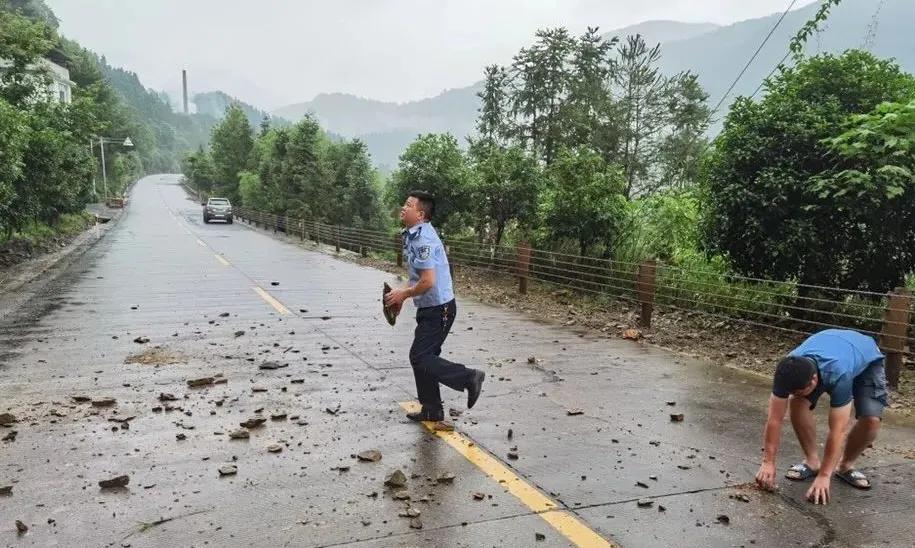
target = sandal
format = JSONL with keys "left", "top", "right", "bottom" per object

{"left": 835, "top": 468, "right": 872, "bottom": 490}
{"left": 785, "top": 463, "right": 819, "bottom": 481}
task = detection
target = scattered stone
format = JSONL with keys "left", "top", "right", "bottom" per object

{"left": 716, "top": 514, "right": 730, "bottom": 525}
{"left": 158, "top": 393, "right": 179, "bottom": 402}
{"left": 240, "top": 418, "right": 266, "bottom": 429}
{"left": 730, "top": 494, "right": 751, "bottom": 503}
{"left": 71, "top": 396, "right": 91, "bottom": 403}
{"left": 507, "top": 428, "right": 513, "bottom": 440}
{"left": 399, "top": 507, "right": 421, "bottom": 518}
{"left": 636, "top": 481, "right": 649, "bottom": 488}
{"left": 16, "top": 520, "right": 27, "bottom": 534}
{"left": 324, "top": 405, "right": 340, "bottom": 416}
{"left": 409, "top": 517, "right": 422, "bottom": 529}
{"left": 234, "top": 330, "right": 245, "bottom": 338}
{"left": 670, "top": 413, "right": 684, "bottom": 422}
{"left": 219, "top": 312, "right": 230, "bottom": 317}
{"left": 384, "top": 469, "right": 407, "bottom": 488}
{"left": 133, "top": 336, "right": 150, "bottom": 344}
{"left": 361, "top": 519, "right": 371, "bottom": 527}
{"left": 251, "top": 386, "right": 267, "bottom": 393}
{"left": 99, "top": 475, "right": 130, "bottom": 489}
{"left": 270, "top": 281, "right": 279, "bottom": 286}
{"left": 535, "top": 532, "right": 546, "bottom": 541}
{"left": 448, "top": 408, "right": 462, "bottom": 418}
{"left": 332, "top": 466, "right": 350, "bottom": 473}
{"left": 267, "top": 443, "right": 283, "bottom": 453}
{"left": 228, "top": 429, "right": 250, "bottom": 440}
{"left": 622, "top": 328, "right": 642, "bottom": 341}
{"left": 218, "top": 465, "right": 237, "bottom": 476}
{"left": 666, "top": 401, "right": 676, "bottom": 406}
{"left": 259, "top": 361, "right": 287, "bottom": 370}
{"left": 320, "top": 316, "right": 331, "bottom": 321}
{"left": 214, "top": 377, "right": 228, "bottom": 385}
{"left": 357, "top": 450, "right": 382, "bottom": 462}
{"left": 527, "top": 356, "right": 537, "bottom": 364}
{"left": 567, "top": 408, "right": 584, "bottom": 416}
{"left": 658, "top": 505, "right": 667, "bottom": 512}
{"left": 472, "top": 492, "right": 485, "bottom": 500}
{"left": 91, "top": 398, "right": 116, "bottom": 407}
{"left": 393, "top": 490, "right": 411, "bottom": 501}
{"left": 176, "top": 433, "right": 186, "bottom": 441}
{"left": 436, "top": 472, "right": 456, "bottom": 484}
{"left": 649, "top": 475, "right": 658, "bottom": 481}
{"left": 0, "top": 413, "right": 16, "bottom": 426}
{"left": 270, "top": 413, "right": 287, "bottom": 421}
{"left": 637, "top": 499, "right": 654, "bottom": 508}
{"left": 433, "top": 421, "right": 455, "bottom": 431}
{"left": 2, "top": 431, "right": 17, "bottom": 442}
{"left": 187, "top": 377, "right": 215, "bottom": 388}
{"left": 0, "top": 485, "right": 12, "bottom": 496}
{"left": 677, "top": 465, "right": 692, "bottom": 470}
{"left": 507, "top": 451, "right": 519, "bottom": 460}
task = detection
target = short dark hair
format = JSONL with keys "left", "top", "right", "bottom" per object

{"left": 408, "top": 190, "right": 435, "bottom": 221}
{"left": 773, "top": 356, "right": 817, "bottom": 393}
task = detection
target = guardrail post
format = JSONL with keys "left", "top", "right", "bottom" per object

{"left": 516, "top": 242, "right": 532, "bottom": 295}
{"left": 396, "top": 234, "right": 403, "bottom": 267}
{"left": 637, "top": 259, "right": 658, "bottom": 328}
{"left": 334, "top": 226, "right": 340, "bottom": 253}
{"left": 880, "top": 287, "right": 911, "bottom": 390}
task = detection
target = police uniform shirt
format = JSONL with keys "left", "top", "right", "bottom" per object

{"left": 403, "top": 222, "right": 454, "bottom": 308}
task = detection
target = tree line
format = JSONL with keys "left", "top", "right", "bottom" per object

{"left": 188, "top": 22, "right": 915, "bottom": 293}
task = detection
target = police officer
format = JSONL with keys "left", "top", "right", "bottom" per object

{"left": 384, "top": 190, "right": 486, "bottom": 422}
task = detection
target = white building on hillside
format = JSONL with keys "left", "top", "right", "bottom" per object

{"left": 0, "top": 57, "right": 74, "bottom": 104}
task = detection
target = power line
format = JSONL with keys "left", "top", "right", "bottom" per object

{"left": 709, "top": 0, "right": 799, "bottom": 115}
{"left": 862, "top": 0, "right": 887, "bottom": 50}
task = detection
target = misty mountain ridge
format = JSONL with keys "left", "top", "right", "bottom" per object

{"left": 272, "top": 0, "right": 910, "bottom": 168}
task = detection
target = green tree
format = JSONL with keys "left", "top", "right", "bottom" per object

{"left": 209, "top": 104, "right": 254, "bottom": 202}
{"left": 0, "top": 98, "right": 28, "bottom": 236}
{"left": 540, "top": 147, "right": 626, "bottom": 256}
{"left": 389, "top": 133, "right": 470, "bottom": 230}
{"left": 325, "top": 139, "right": 382, "bottom": 227}
{"left": 703, "top": 50, "right": 915, "bottom": 290}
{"left": 0, "top": 6, "right": 55, "bottom": 106}
{"left": 804, "top": 99, "right": 915, "bottom": 290}
{"left": 468, "top": 143, "right": 541, "bottom": 246}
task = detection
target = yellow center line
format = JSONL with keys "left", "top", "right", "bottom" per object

{"left": 399, "top": 401, "right": 615, "bottom": 548}
{"left": 196, "top": 238, "right": 207, "bottom": 247}
{"left": 215, "top": 254, "right": 230, "bottom": 266}
{"left": 253, "top": 286, "right": 291, "bottom": 315}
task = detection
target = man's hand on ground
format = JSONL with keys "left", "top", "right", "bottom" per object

{"left": 806, "top": 475, "right": 831, "bottom": 504}
{"left": 755, "top": 461, "right": 777, "bottom": 491}
{"left": 384, "top": 287, "right": 409, "bottom": 307}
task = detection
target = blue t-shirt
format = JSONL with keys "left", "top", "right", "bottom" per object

{"left": 403, "top": 222, "right": 454, "bottom": 308}
{"left": 782, "top": 329, "right": 884, "bottom": 406}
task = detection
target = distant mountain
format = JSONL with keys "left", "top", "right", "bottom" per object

{"left": 274, "top": 0, "right": 913, "bottom": 168}
{"left": 193, "top": 90, "right": 290, "bottom": 129}
{"left": 600, "top": 20, "right": 719, "bottom": 46}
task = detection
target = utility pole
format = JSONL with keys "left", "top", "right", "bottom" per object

{"left": 99, "top": 138, "right": 108, "bottom": 199}
{"left": 182, "top": 70, "right": 189, "bottom": 114}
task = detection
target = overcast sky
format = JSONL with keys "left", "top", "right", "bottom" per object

{"left": 46, "top": 0, "right": 817, "bottom": 110}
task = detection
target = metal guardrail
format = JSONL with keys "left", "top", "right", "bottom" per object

{"left": 235, "top": 207, "right": 914, "bottom": 387}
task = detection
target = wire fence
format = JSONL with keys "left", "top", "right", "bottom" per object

{"left": 235, "top": 207, "right": 914, "bottom": 386}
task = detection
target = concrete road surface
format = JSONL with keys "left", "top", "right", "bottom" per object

{"left": 1, "top": 175, "right": 913, "bottom": 548}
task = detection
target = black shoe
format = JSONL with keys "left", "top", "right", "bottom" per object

{"left": 406, "top": 407, "right": 444, "bottom": 422}
{"left": 466, "top": 370, "right": 485, "bottom": 409}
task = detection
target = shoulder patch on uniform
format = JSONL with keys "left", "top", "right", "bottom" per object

{"left": 417, "top": 245, "right": 432, "bottom": 261}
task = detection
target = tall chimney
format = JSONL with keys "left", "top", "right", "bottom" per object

{"left": 182, "top": 70, "right": 189, "bottom": 114}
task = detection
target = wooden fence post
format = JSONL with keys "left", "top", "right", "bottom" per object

{"left": 334, "top": 227, "right": 340, "bottom": 253}
{"left": 516, "top": 242, "right": 532, "bottom": 295}
{"left": 300, "top": 219, "right": 305, "bottom": 240}
{"left": 396, "top": 234, "right": 403, "bottom": 267}
{"left": 880, "top": 287, "right": 911, "bottom": 390}
{"left": 637, "top": 260, "right": 658, "bottom": 328}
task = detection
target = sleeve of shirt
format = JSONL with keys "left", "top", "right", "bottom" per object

{"left": 829, "top": 373, "right": 854, "bottom": 407}
{"left": 410, "top": 239, "right": 436, "bottom": 270}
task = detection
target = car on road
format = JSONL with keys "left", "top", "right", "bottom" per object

{"left": 203, "top": 197, "right": 233, "bottom": 224}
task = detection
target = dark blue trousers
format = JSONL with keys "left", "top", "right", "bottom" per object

{"left": 409, "top": 299, "right": 472, "bottom": 412}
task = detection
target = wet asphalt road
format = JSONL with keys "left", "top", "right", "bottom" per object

{"left": 1, "top": 175, "right": 914, "bottom": 548}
